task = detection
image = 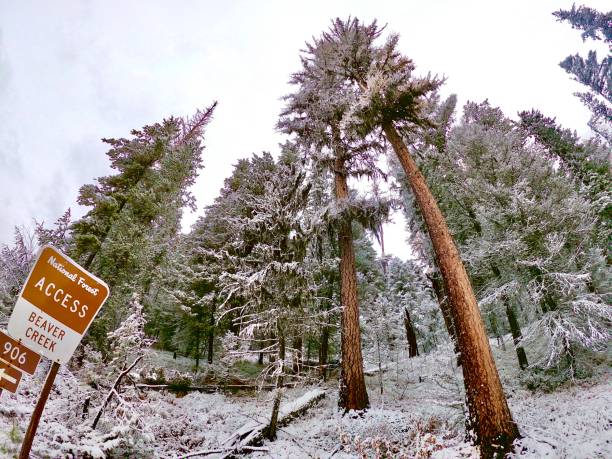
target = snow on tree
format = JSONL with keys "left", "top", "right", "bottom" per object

{"left": 184, "top": 147, "right": 317, "bottom": 438}
{"left": 35, "top": 208, "right": 72, "bottom": 254}
{"left": 0, "top": 226, "right": 36, "bottom": 320}
{"left": 386, "top": 257, "right": 442, "bottom": 355}
{"left": 301, "top": 17, "right": 519, "bottom": 456}
{"left": 278, "top": 22, "right": 399, "bottom": 410}
{"left": 3, "top": 10, "right": 612, "bottom": 459}
{"left": 553, "top": 4, "right": 611, "bottom": 142}
{"left": 519, "top": 109, "right": 611, "bottom": 254}
{"left": 301, "top": 170, "right": 343, "bottom": 381}
{"left": 64, "top": 104, "right": 216, "bottom": 350}
{"left": 148, "top": 235, "right": 219, "bottom": 369}
{"left": 387, "top": 93, "right": 460, "bottom": 350}
{"left": 359, "top": 251, "right": 443, "bottom": 395}
{"left": 407, "top": 99, "right": 611, "bottom": 380}
{"left": 106, "top": 294, "right": 155, "bottom": 369}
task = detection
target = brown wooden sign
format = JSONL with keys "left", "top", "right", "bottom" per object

{"left": 0, "top": 330, "right": 40, "bottom": 375}
{"left": 8, "top": 245, "right": 110, "bottom": 364}
{"left": 0, "top": 359, "right": 22, "bottom": 393}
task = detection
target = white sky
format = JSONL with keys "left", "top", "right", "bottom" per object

{"left": 0, "top": 0, "right": 607, "bottom": 258}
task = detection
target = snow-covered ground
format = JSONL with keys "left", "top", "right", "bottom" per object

{"left": 255, "top": 342, "right": 611, "bottom": 459}
{"left": 0, "top": 341, "right": 610, "bottom": 458}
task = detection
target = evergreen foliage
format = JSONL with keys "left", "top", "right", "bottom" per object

{"left": 68, "top": 105, "right": 216, "bottom": 349}
{"left": 554, "top": 4, "right": 612, "bottom": 142}
{"left": 1, "top": 9, "right": 611, "bottom": 459}
{"left": 399, "top": 99, "right": 611, "bottom": 375}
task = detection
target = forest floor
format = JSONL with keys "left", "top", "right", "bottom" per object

{"left": 0, "top": 339, "right": 610, "bottom": 458}
{"left": 241, "top": 340, "right": 611, "bottom": 459}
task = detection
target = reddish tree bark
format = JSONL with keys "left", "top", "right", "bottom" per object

{"left": 335, "top": 157, "right": 369, "bottom": 411}
{"left": 383, "top": 122, "right": 519, "bottom": 457}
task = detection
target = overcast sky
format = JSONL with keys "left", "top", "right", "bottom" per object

{"left": 0, "top": 0, "right": 607, "bottom": 258}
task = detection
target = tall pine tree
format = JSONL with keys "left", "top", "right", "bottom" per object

{"left": 69, "top": 104, "right": 216, "bottom": 349}
{"left": 311, "top": 18, "right": 519, "bottom": 456}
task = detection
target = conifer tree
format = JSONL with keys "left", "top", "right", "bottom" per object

{"left": 389, "top": 96, "right": 460, "bottom": 353}
{"left": 278, "top": 35, "right": 390, "bottom": 410}
{"left": 411, "top": 100, "right": 611, "bottom": 377}
{"left": 307, "top": 18, "right": 519, "bottom": 456}
{"left": 210, "top": 148, "right": 314, "bottom": 438}
{"left": 68, "top": 104, "right": 216, "bottom": 348}
{"left": 35, "top": 208, "right": 72, "bottom": 253}
{"left": 303, "top": 171, "right": 341, "bottom": 381}
{"left": 150, "top": 235, "right": 218, "bottom": 368}
{"left": 519, "top": 109, "right": 611, "bottom": 253}
{"left": 553, "top": 5, "right": 611, "bottom": 142}
{"left": 0, "top": 227, "right": 36, "bottom": 318}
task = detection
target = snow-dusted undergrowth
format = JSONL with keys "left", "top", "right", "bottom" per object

{"left": 0, "top": 342, "right": 609, "bottom": 458}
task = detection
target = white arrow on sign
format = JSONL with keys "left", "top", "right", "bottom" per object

{"left": 0, "top": 368, "right": 17, "bottom": 385}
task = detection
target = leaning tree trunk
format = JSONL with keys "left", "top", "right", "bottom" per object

{"left": 504, "top": 299, "right": 528, "bottom": 370}
{"left": 266, "top": 321, "right": 286, "bottom": 440}
{"left": 334, "top": 157, "right": 369, "bottom": 411}
{"left": 383, "top": 122, "right": 519, "bottom": 458}
{"left": 403, "top": 308, "right": 419, "bottom": 357}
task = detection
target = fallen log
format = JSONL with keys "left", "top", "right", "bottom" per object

{"left": 180, "top": 446, "right": 269, "bottom": 458}
{"left": 136, "top": 382, "right": 298, "bottom": 393}
{"left": 224, "top": 387, "right": 325, "bottom": 452}
{"left": 180, "top": 388, "right": 326, "bottom": 458}
{"left": 364, "top": 363, "right": 390, "bottom": 376}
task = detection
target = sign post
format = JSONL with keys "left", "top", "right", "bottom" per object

{"left": 7, "top": 245, "right": 109, "bottom": 459}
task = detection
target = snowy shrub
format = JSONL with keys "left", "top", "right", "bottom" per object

{"left": 107, "top": 294, "right": 155, "bottom": 368}
{"left": 519, "top": 344, "right": 608, "bottom": 392}
{"left": 338, "top": 411, "right": 459, "bottom": 458}
{"left": 140, "top": 366, "right": 167, "bottom": 385}
{"left": 78, "top": 345, "right": 105, "bottom": 387}
{"left": 219, "top": 331, "right": 244, "bottom": 367}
